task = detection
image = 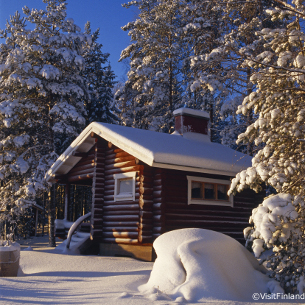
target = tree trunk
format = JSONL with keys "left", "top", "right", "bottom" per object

{"left": 209, "top": 103, "right": 214, "bottom": 142}
{"left": 246, "top": 68, "right": 254, "bottom": 156}
{"left": 48, "top": 184, "right": 56, "bottom": 247}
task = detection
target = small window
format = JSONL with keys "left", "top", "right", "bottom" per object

{"left": 114, "top": 172, "right": 136, "bottom": 202}
{"left": 191, "top": 181, "right": 202, "bottom": 198}
{"left": 217, "top": 184, "right": 228, "bottom": 200}
{"left": 204, "top": 183, "right": 215, "bottom": 199}
{"left": 187, "top": 176, "right": 233, "bottom": 206}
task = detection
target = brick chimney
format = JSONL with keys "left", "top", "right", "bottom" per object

{"left": 173, "top": 108, "right": 210, "bottom": 141}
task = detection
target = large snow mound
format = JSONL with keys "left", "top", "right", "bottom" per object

{"left": 139, "top": 228, "right": 282, "bottom": 302}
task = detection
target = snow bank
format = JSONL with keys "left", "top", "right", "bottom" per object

{"left": 139, "top": 228, "right": 282, "bottom": 302}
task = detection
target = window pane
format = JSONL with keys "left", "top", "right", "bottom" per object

{"left": 191, "top": 182, "right": 202, "bottom": 199}
{"left": 118, "top": 178, "right": 133, "bottom": 194}
{"left": 217, "top": 184, "right": 228, "bottom": 200}
{"left": 204, "top": 183, "right": 215, "bottom": 199}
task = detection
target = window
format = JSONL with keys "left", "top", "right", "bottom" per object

{"left": 187, "top": 176, "right": 233, "bottom": 206}
{"left": 113, "top": 172, "right": 136, "bottom": 202}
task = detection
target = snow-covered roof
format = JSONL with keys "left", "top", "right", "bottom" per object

{"left": 173, "top": 107, "right": 210, "bottom": 119}
{"left": 45, "top": 122, "right": 252, "bottom": 182}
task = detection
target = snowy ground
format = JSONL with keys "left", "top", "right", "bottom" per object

{"left": 0, "top": 235, "right": 296, "bottom": 305}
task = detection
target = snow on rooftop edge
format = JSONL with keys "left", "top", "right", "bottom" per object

{"left": 173, "top": 107, "right": 210, "bottom": 119}
{"left": 46, "top": 122, "right": 252, "bottom": 182}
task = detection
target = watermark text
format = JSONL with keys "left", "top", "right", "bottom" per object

{"left": 252, "top": 293, "right": 305, "bottom": 301}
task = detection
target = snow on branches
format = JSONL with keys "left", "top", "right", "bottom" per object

{"left": 244, "top": 193, "right": 305, "bottom": 293}
{"left": 117, "top": 0, "right": 187, "bottom": 133}
{"left": 0, "top": 0, "right": 91, "bottom": 224}
{"left": 229, "top": 0, "right": 305, "bottom": 293}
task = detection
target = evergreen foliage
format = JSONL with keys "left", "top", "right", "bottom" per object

{"left": 16, "top": 207, "right": 36, "bottom": 238}
{"left": 117, "top": 0, "right": 279, "bottom": 147}
{"left": 0, "top": 0, "right": 115, "bottom": 231}
{"left": 116, "top": 0, "right": 187, "bottom": 133}
{"left": 185, "top": 0, "right": 280, "bottom": 153}
{"left": 83, "top": 22, "right": 118, "bottom": 125}
{"left": 229, "top": 0, "right": 305, "bottom": 293}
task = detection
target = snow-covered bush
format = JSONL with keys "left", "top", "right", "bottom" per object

{"left": 244, "top": 193, "right": 305, "bottom": 293}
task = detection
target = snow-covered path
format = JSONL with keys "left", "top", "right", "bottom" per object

{"left": 0, "top": 236, "right": 295, "bottom": 304}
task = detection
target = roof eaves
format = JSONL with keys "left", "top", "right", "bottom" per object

{"left": 151, "top": 161, "right": 239, "bottom": 177}
{"left": 45, "top": 125, "right": 96, "bottom": 182}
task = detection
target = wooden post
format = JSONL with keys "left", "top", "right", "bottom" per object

{"left": 4, "top": 221, "right": 7, "bottom": 240}
{"left": 64, "top": 184, "right": 70, "bottom": 220}
{"left": 35, "top": 208, "right": 39, "bottom": 236}
{"left": 42, "top": 192, "right": 45, "bottom": 236}
{"left": 48, "top": 184, "right": 56, "bottom": 247}
{"left": 69, "top": 185, "right": 74, "bottom": 222}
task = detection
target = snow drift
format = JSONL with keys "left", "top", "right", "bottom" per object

{"left": 139, "top": 228, "right": 282, "bottom": 302}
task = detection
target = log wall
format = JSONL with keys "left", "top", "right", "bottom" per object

{"left": 152, "top": 168, "right": 165, "bottom": 239}
{"left": 93, "top": 143, "right": 145, "bottom": 244}
{"left": 90, "top": 139, "right": 106, "bottom": 240}
{"left": 138, "top": 165, "right": 154, "bottom": 244}
{"left": 159, "top": 168, "right": 263, "bottom": 243}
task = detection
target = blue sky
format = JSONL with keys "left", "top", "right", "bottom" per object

{"left": 0, "top": 0, "right": 138, "bottom": 80}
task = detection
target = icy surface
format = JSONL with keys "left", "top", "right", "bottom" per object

{"left": 140, "top": 228, "right": 282, "bottom": 302}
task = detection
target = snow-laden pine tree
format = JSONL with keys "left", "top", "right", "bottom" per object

{"left": 83, "top": 22, "right": 118, "bottom": 125}
{"left": 177, "top": 0, "right": 224, "bottom": 142}
{"left": 0, "top": 0, "right": 90, "bottom": 234}
{"left": 229, "top": 0, "right": 305, "bottom": 293}
{"left": 116, "top": 0, "right": 187, "bottom": 132}
{"left": 186, "top": 0, "right": 278, "bottom": 152}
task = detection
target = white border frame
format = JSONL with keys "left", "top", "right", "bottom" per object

{"left": 113, "top": 172, "right": 136, "bottom": 202}
{"left": 187, "top": 176, "right": 233, "bottom": 207}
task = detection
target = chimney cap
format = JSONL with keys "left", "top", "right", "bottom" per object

{"left": 173, "top": 107, "right": 210, "bottom": 119}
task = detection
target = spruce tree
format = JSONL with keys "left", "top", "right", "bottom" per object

{"left": 83, "top": 22, "right": 117, "bottom": 125}
{"left": 0, "top": 0, "right": 89, "bottom": 237}
{"left": 117, "top": 0, "right": 187, "bottom": 133}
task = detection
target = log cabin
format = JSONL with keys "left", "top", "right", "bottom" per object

{"left": 46, "top": 108, "right": 262, "bottom": 261}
